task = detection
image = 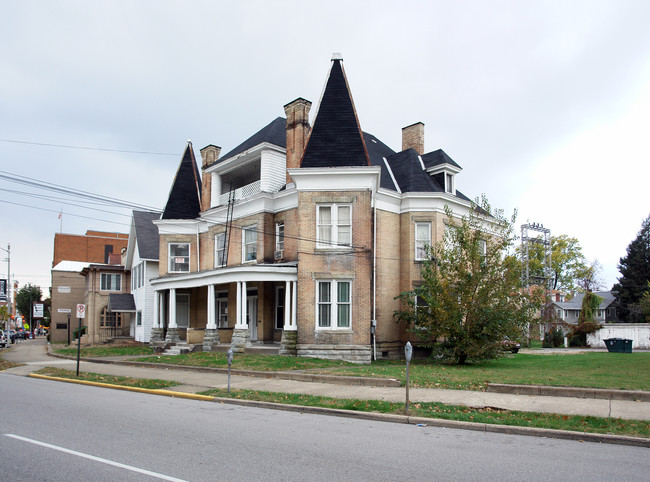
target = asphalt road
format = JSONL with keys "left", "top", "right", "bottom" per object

{"left": 1, "top": 374, "right": 648, "bottom": 481}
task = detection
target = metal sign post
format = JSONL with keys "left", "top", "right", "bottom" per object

{"left": 405, "top": 341, "right": 413, "bottom": 413}
{"left": 76, "top": 304, "right": 86, "bottom": 377}
{"left": 227, "top": 348, "right": 234, "bottom": 394}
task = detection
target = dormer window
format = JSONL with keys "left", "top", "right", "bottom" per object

{"left": 423, "top": 153, "right": 461, "bottom": 196}
{"left": 445, "top": 173, "right": 454, "bottom": 194}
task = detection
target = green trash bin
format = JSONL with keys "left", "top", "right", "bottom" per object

{"left": 604, "top": 338, "right": 633, "bottom": 353}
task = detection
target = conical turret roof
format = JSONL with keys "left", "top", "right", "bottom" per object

{"left": 161, "top": 141, "right": 202, "bottom": 219}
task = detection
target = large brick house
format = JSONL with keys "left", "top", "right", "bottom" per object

{"left": 149, "top": 55, "right": 479, "bottom": 362}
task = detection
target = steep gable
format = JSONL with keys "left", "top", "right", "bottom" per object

{"left": 301, "top": 57, "right": 370, "bottom": 168}
{"left": 162, "top": 142, "right": 202, "bottom": 220}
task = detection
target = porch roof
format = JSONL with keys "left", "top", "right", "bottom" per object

{"left": 108, "top": 294, "right": 136, "bottom": 313}
{"left": 149, "top": 263, "right": 298, "bottom": 291}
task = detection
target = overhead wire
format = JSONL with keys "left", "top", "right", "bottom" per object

{"left": 0, "top": 138, "right": 179, "bottom": 156}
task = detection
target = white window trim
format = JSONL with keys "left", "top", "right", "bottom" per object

{"left": 100, "top": 273, "right": 122, "bottom": 292}
{"left": 216, "top": 291, "right": 228, "bottom": 328}
{"left": 316, "top": 280, "right": 352, "bottom": 330}
{"left": 445, "top": 172, "right": 454, "bottom": 194}
{"left": 215, "top": 233, "right": 226, "bottom": 268}
{"left": 414, "top": 222, "right": 431, "bottom": 261}
{"left": 316, "top": 204, "right": 352, "bottom": 249}
{"left": 275, "top": 222, "right": 285, "bottom": 253}
{"left": 242, "top": 225, "right": 258, "bottom": 263}
{"left": 168, "top": 242, "right": 190, "bottom": 273}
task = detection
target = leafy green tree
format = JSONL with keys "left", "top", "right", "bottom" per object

{"left": 570, "top": 291, "right": 602, "bottom": 346}
{"left": 395, "top": 196, "right": 541, "bottom": 364}
{"left": 15, "top": 284, "right": 43, "bottom": 326}
{"left": 518, "top": 234, "right": 588, "bottom": 293}
{"left": 0, "top": 305, "right": 10, "bottom": 331}
{"left": 639, "top": 283, "right": 650, "bottom": 322}
{"left": 613, "top": 215, "right": 650, "bottom": 321}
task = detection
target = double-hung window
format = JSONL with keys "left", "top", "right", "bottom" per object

{"left": 317, "top": 280, "right": 351, "bottom": 329}
{"left": 415, "top": 222, "right": 431, "bottom": 260}
{"left": 242, "top": 225, "right": 257, "bottom": 262}
{"left": 215, "top": 233, "right": 226, "bottom": 267}
{"left": 275, "top": 223, "right": 285, "bottom": 258}
{"left": 169, "top": 243, "right": 190, "bottom": 272}
{"left": 100, "top": 273, "right": 121, "bottom": 291}
{"left": 317, "top": 204, "right": 351, "bottom": 248}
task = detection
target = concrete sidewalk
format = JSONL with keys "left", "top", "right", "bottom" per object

{"left": 3, "top": 338, "right": 650, "bottom": 421}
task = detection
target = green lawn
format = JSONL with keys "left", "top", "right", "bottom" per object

{"left": 136, "top": 351, "right": 650, "bottom": 391}
{"left": 54, "top": 345, "right": 155, "bottom": 357}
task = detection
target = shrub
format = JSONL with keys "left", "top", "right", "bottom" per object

{"left": 543, "top": 328, "right": 564, "bottom": 348}
{"left": 73, "top": 326, "right": 87, "bottom": 340}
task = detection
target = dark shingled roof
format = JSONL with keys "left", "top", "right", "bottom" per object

{"left": 217, "top": 117, "right": 286, "bottom": 164}
{"left": 385, "top": 149, "right": 442, "bottom": 193}
{"left": 301, "top": 59, "right": 370, "bottom": 168}
{"left": 365, "top": 132, "right": 398, "bottom": 190}
{"left": 133, "top": 211, "right": 161, "bottom": 260}
{"left": 108, "top": 293, "right": 136, "bottom": 313}
{"left": 421, "top": 149, "right": 462, "bottom": 170}
{"left": 162, "top": 142, "right": 202, "bottom": 220}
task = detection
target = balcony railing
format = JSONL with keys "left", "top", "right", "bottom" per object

{"left": 216, "top": 180, "right": 262, "bottom": 206}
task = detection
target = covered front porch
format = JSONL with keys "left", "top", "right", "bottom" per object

{"left": 149, "top": 265, "right": 298, "bottom": 355}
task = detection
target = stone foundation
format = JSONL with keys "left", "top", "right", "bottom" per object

{"left": 149, "top": 327, "right": 164, "bottom": 345}
{"left": 279, "top": 330, "right": 297, "bottom": 356}
{"left": 230, "top": 328, "right": 250, "bottom": 353}
{"left": 202, "top": 328, "right": 220, "bottom": 352}
{"left": 164, "top": 327, "right": 181, "bottom": 344}
{"left": 297, "top": 344, "right": 372, "bottom": 364}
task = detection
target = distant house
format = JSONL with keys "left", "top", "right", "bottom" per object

{"left": 550, "top": 291, "right": 619, "bottom": 325}
{"left": 50, "top": 230, "right": 128, "bottom": 344}
{"left": 148, "top": 55, "right": 487, "bottom": 362}
{"left": 109, "top": 211, "right": 161, "bottom": 343}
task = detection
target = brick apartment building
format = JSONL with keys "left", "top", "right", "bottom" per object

{"left": 50, "top": 231, "right": 129, "bottom": 343}
{"left": 147, "top": 55, "right": 480, "bottom": 362}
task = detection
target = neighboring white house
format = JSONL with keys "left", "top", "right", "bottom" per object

{"left": 550, "top": 291, "right": 619, "bottom": 325}
{"left": 112, "top": 211, "right": 161, "bottom": 343}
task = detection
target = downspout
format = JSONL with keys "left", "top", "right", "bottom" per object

{"left": 372, "top": 199, "right": 377, "bottom": 361}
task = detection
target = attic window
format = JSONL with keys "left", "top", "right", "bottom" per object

{"left": 445, "top": 173, "right": 454, "bottom": 194}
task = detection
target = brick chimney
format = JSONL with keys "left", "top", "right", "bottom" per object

{"left": 402, "top": 122, "right": 425, "bottom": 154}
{"left": 200, "top": 145, "right": 221, "bottom": 211}
{"left": 284, "top": 97, "right": 312, "bottom": 184}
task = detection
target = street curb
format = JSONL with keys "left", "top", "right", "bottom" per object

{"left": 29, "top": 373, "right": 650, "bottom": 448}
{"left": 46, "top": 350, "right": 401, "bottom": 387}
{"left": 28, "top": 373, "right": 214, "bottom": 402}
{"left": 487, "top": 383, "right": 650, "bottom": 402}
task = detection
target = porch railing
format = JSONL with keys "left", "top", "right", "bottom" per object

{"left": 216, "top": 180, "right": 262, "bottom": 206}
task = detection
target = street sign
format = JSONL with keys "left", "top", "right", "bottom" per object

{"left": 76, "top": 304, "right": 86, "bottom": 319}
{"left": 0, "top": 279, "right": 6, "bottom": 302}
{"left": 58, "top": 308, "right": 71, "bottom": 313}
{"left": 33, "top": 303, "right": 44, "bottom": 318}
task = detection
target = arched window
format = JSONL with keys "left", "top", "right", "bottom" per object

{"left": 100, "top": 306, "right": 122, "bottom": 328}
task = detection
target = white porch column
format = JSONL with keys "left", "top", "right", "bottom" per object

{"left": 206, "top": 284, "right": 216, "bottom": 329}
{"left": 291, "top": 280, "right": 297, "bottom": 330}
{"left": 241, "top": 281, "right": 248, "bottom": 328}
{"left": 235, "top": 281, "right": 243, "bottom": 329}
{"left": 153, "top": 291, "right": 160, "bottom": 328}
{"left": 283, "top": 281, "right": 292, "bottom": 330}
{"left": 168, "top": 288, "right": 177, "bottom": 329}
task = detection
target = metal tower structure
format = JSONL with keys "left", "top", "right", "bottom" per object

{"left": 521, "top": 222, "right": 552, "bottom": 292}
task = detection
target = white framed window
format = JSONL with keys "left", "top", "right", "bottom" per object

{"left": 215, "top": 233, "right": 226, "bottom": 267}
{"left": 176, "top": 293, "right": 190, "bottom": 328}
{"left": 478, "top": 239, "right": 487, "bottom": 257}
{"left": 136, "top": 311, "right": 142, "bottom": 326}
{"left": 445, "top": 173, "right": 454, "bottom": 193}
{"left": 414, "top": 292, "right": 429, "bottom": 328}
{"left": 415, "top": 222, "right": 431, "bottom": 260}
{"left": 556, "top": 309, "right": 562, "bottom": 318}
{"left": 216, "top": 291, "right": 228, "bottom": 328}
{"left": 597, "top": 310, "right": 603, "bottom": 318}
{"left": 317, "top": 204, "right": 351, "bottom": 248}
{"left": 242, "top": 225, "right": 257, "bottom": 262}
{"left": 564, "top": 310, "right": 568, "bottom": 318}
{"left": 275, "top": 285, "right": 285, "bottom": 329}
{"left": 275, "top": 223, "right": 285, "bottom": 256}
{"left": 100, "top": 273, "right": 122, "bottom": 291}
{"left": 317, "top": 280, "right": 351, "bottom": 329}
{"left": 169, "top": 243, "right": 190, "bottom": 272}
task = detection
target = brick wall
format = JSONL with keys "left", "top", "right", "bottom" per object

{"left": 53, "top": 231, "right": 128, "bottom": 266}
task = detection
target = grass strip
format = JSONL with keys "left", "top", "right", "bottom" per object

{"left": 133, "top": 351, "right": 650, "bottom": 392}
{"left": 34, "top": 367, "right": 179, "bottom": 390}
{"left": 199, "top": 387, "right": 650, "bottom": 439}
{"left": 54, "top": 346, "right": 155, "bottom": 357}
{"left": 0, "top": 359, "right": 22, "bottom": 371}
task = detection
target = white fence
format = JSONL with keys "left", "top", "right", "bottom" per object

{"left": 587, "top": 324, "right": 650, "bottom": 349}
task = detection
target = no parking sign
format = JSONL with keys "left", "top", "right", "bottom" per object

{"left": 76, "top": 304, "right": 86, "bottom": 319}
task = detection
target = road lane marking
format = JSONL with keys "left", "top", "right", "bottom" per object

{"left": 5, "top": 434, "right": 187, "bottom": 481}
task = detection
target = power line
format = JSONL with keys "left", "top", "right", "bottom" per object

{"left": 0, "top": 198, "right": 131, "bottom": 227}
{"left": 0, "top": 138, "right": 179, "bottom": 156}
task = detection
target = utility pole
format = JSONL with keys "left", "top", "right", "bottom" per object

{"left": 0, "top": 243, "right": 9, "bottom": 331}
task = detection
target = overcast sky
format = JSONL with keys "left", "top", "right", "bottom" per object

{"left": 1, "top": 0, "right": 649, "bottom": 295}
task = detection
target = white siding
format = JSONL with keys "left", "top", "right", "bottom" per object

{"left": 210, "top": 172, "right": 222, "bottom": 208}
{"left": 260, "top": 150, "right": 286, "bottom": 193}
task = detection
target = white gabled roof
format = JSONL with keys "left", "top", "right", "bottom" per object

{"left": 52, "top": 261, "right": 91, "bottom": 272}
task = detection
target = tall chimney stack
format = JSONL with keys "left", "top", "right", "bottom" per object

{"left": 402, "top": 122, "right": 425, "bottom": 154}
{"left": 284, "top": 97, "right": 312, "bottom": 184}
{"left": 200, "top": 145, "right": 221, "bottom": 212}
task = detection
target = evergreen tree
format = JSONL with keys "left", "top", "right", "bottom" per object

{"left": 614, "top": 215, "right": 650, "bottom": 321}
